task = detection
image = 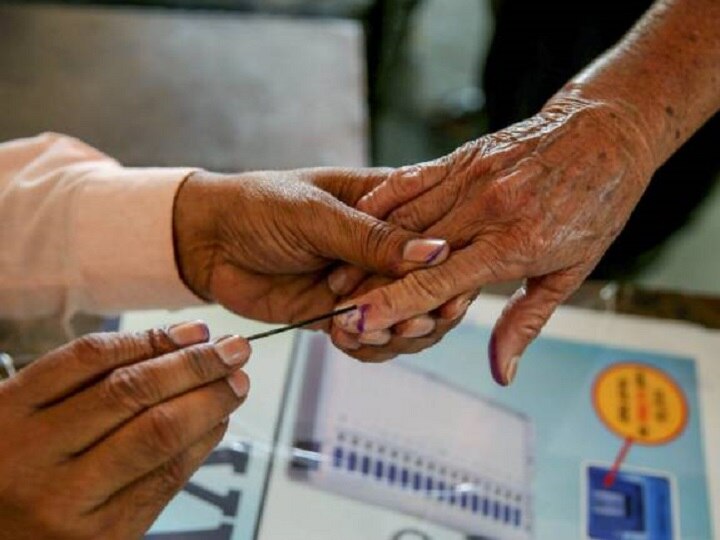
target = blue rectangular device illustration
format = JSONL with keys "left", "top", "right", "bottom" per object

{"left": 585, "top": 464, "right": 676, "bottom": 540}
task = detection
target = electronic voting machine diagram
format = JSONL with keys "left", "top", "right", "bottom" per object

{"left": 289, "top": 335, "right": 534, "bottom": 539}
{"left": 144, "top": 301, "right": 717, "bottom": 540}
{"left": 279, "top": 323, "right": 713, "bottom": 540}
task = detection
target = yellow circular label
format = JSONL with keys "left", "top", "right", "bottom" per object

{"left": 592, "top": 363, "right": 688, "bottom": 445}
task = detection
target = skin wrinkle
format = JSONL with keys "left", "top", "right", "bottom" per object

{"left": 330, "top": 270, "right": 455, "bottom": 359}
{"left": 334, "top": 92, "right": 661, "bottom": 367}
{"left": 0, "top": 328, "right": 250, "bottom": 538}
{"left": 373, "top": 161, "right": 451, "bottom": 217}
{"left": 573, "top": 0, "right": 720, "bottom": 161}
{"left": 511, "top": 154, "right": 596, "bottom": 256}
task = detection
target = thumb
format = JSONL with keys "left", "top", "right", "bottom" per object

{"left": 312, "top": 201, "right": 450, "bottom": 277}
{"left": 489, "top": 271, "right": 584, "bottom": 386}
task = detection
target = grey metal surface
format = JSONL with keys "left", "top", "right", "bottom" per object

{"left": 0, "top": 4, "right": 368, "bottom": 170}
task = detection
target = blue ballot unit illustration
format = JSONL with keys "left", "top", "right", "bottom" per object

{"left": 582, "top": 463, "right": 678, "bottom": 540}
{"left": 288, "top": 334, "right": 535, "bottom": 540}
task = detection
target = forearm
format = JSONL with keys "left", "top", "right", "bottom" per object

{"left": 556, "top": 0, "right": 720, "bottom": 169}
{"left": 0, "top": 133, "right": 201, "bottom": 319}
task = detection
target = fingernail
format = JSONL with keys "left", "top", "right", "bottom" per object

{"left": 214, "top": 335, "right": 250, "bottom": 367}
{"left": 167, "top": 320, "right": 209, "bottom": 346}
{"left": 335, "top": 304, "right": 368, "bottom": 334}
{"left": 504, "top": 356, "right": 520, "bottom": 385}
{"left": 227, "top": 370, "right": 249, "bottom": 397}
{"left": 397, "top": 315, "right": 436, "bottom": 338}
{"left": 403, "top": 239, "right": 448, "bottom": 265}
{"left": 327, "top": 269, "right": 347, "bottom": 295}
{"left": 358, "top": 329, "right": 391, "bottom": 346}
{"left": 488, "top": 334, "right": 504, "bottom": 385}
{"left": 446, "top": 298, "right": 471, "bottom": 320}
{"left": 454, "top": 299, "right": 472, "bottom": 319}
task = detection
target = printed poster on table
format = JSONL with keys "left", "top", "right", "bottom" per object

{"left": 142, "top": 300, "right": 718, "bottom": 540}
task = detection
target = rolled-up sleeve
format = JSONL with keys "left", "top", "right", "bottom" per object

{"left": 0, "top": 133, "right": 204, "bottom": 319}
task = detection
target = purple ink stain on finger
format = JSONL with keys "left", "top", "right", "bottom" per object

{"left": 488, "top": 333, "right": 507, "bottom": 386}
{"left": 357, "top": 304, "right": 369, "bottom": 333}
{"left": 425, "top": 244, "right": 447, "bottom": 265}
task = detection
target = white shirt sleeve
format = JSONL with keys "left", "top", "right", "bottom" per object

{"left": 0, "top": 132, "right": 204, "bottom": 319}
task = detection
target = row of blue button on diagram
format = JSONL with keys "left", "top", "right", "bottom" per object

{"left": 331, "top": 446, "right": 522, "bottom": 527}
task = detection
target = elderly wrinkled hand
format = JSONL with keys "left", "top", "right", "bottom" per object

{"left": 330, "top": 95, "right": 655, "bottom": 382}
{"left": 329, "top": 0, "right": 719, "bottom": 383}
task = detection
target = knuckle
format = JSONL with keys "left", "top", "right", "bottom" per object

{"left": 540, "top": 282, "right": 568, "bottom": 304}
{"left": 362, "top": 220, "right": 395, "bottom": 264}
{"left": 68, "top": 329, "right": 168, "bottom": 369}
{"left": 143, "top": 405, "right": 184, "bottom": 456}
{"left": 391, "top": 169, "right": 423, "bottom": 198}
{"left": 516, "top": 292, "right": 562, "bottom": 340}
{"left": 181, "top": 345, "right": 217, "bottom": 382}
{"left": 388, "top": 203, "right": 425, "bottom": 231}
{"left": 518, "top": 312, "right": 546, "bottom": 341}
{"left": 145, "top": 327, "right": 175, "bottom": 357}
{"left": 69, "top": 333, "right": 111, "bottom": 362}
{"left": 404, "top": 270, "right": 452, "bottom": 303}
{"left": 158, "top": 452, "right": 191, "bottom": 491}
{"left": 356, "top": 190, "right": 378, "bottom": 214}
{"left": 102, "top": 364, "right": 160, "bottom": 413}
{"left": 370, "top": 284, "right": 399, "bottom": 316}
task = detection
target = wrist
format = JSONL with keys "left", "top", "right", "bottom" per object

{"left": 549, "top": 0, "right": 720, "bottom": 171}
{"left": 545, "top": 86, "right": 659, "bottom": 182}
{"left": 559, "top": 81, "right": 657, "bottom": 154}
{"left": 172, "top": 170, "right": 222, "bottom": 302}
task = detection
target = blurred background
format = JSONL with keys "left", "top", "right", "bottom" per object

{"left": 1, "top": 0, "right": 718, "bottom": 294}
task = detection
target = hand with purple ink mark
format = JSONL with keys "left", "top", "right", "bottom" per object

{"left": 331, "top": 0, "right": 720, "bottom": 382}
{"left": 173, "top": 167, "right": 449, "bottom": 330}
